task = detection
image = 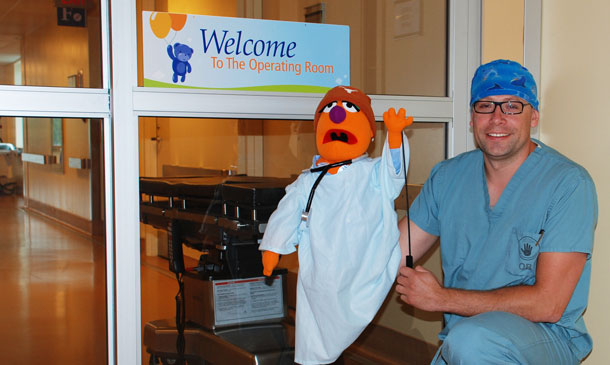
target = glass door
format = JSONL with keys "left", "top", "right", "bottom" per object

{"left": 0, "top": 0, "right": 113, "bottom": 363}
{"left": 111, "top": 1, "right": 482, "bottom": 363}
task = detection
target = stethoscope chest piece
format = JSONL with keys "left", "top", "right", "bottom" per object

{"left": 300, "top": 210, "right": 310, "bottom": 226}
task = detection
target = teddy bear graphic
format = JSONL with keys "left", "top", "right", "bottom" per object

{"left": 167, "top": 43, "right": 193, "bottom": 83}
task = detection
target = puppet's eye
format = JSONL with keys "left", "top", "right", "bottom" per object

{"left": 321, "top": 101, "right": 337, "bottom": 113}
{"left": 342, "top": 101, "right": 360, "bottom": 113}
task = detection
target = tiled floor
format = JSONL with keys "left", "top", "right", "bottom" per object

{"left": 0, "top": 195, "right": 178, "bottom": 364}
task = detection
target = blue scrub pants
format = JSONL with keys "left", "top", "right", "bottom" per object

{"left": 431, "top": 312, "right": 579, "bottom": 364}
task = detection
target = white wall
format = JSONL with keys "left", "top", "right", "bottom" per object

{"left": 482, "top": 0, "right": 524, "bottom": 64}
{"left": 540, "top": 2, "right": 610, "bottom": 363}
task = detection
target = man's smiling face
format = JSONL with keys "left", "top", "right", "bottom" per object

{"left": 470, "top": 94, "right": 539, "bottom": 165}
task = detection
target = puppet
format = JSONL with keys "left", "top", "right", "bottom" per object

{"left": 259, "top": 86, "right": 412, "bottom": 364}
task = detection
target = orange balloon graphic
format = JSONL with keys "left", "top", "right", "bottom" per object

{"left": 170, "top": 13, "right": 187, "bottom": 31}
{"left": 150, "top": 12, "right": 172, "bottom": 39}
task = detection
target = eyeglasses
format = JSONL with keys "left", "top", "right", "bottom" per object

{"left": 473, "top": 100, "right": 531, "bottom": 115}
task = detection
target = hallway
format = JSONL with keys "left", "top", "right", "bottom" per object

{"left": 0, "top": 195, "right": 177, "bottom": 364}
{"left": 0, "top": 195, "right": 107, "bottom": 363}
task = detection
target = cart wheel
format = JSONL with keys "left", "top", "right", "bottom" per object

{"left": 161, "top": 358, "right": 179, "bottom": 365}
{"left": 0, "top": 182, "right": 16, "bottom": 195}
{"left": 164, "top": 358, "right": 203, "bottom": 365}
{"left": 149, "top": 354, "right": 160, "bottom": 365}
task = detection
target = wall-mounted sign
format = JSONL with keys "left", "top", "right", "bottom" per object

{"left": 142, "top": 12, "right": 350, "bottom": 93}
{"left": 57, "top": 7, "right": 87, "bottom": 27}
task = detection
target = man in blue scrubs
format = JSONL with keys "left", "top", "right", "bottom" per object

{"left": 396, "top": 59, "right": 598, "bottom": 364}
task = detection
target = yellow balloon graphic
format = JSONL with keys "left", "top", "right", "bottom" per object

{"left": 150, "top": 12, "right": 172, "bottom": 39}
{"left": 170, "top": 13, "right": 187, "bottom": 31}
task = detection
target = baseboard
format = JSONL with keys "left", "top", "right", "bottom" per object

{"left": 346, "top": 323, "right": 439, "bottom": 364}
{"left": 24, "top": 198, "right": 93, "bottom": 236}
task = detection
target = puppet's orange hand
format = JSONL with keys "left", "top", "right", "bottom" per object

{"left": 262, "top": 251, "right": 280, "bottom": 276}
{"left": 383, "top": 107, "right": 413, "bottom": 149}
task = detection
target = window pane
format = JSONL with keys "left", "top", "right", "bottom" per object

{"left": 264, "top": 0, "right": 448, "bottom": 96}
{"left": 0, "top": 1, "right": 103, "bottom": 88}
{"left": 138, "top": 116, "right": 445, "bottom": 364}
{"left": 136, "top": 0, "right": 447, "bottom": 96}
{"left": 1, "top": 115, "right": 107, "bottom": 364}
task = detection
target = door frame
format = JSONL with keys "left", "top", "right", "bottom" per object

{"left": 0, "top": 0, "right": 543, "bottom": 363}
{"left": 110, "top": 1, "right": 479, "bottom": 363}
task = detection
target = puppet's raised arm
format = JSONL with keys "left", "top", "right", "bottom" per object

{"left": 383, "top": 108, "right": 413, "bottom": 149}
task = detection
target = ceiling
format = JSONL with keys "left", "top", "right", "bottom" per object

{"left": 0, "top": 0, "right": 62, "bottom": 65}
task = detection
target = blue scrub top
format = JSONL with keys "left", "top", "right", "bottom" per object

{"left": 410, "top": 139, "right": 598, "bottom": 360}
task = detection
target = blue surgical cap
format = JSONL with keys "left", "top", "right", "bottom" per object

{"left": 470, "top": 59, "right": 539, "bottom": 110}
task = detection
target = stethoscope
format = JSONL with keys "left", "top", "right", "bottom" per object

{"left": 300, "top": 154, "right": 368, "bottom": 224}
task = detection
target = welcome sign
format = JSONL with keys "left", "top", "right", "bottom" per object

{"left": 142, "top": 12, "right": 350, "bottom": 93}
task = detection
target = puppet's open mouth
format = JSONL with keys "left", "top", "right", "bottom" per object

{"left": 323, "top": 129, "right": 358, "bottom": 144}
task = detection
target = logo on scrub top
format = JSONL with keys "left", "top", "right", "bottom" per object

{"left": 518, "top": 235, "right": 537, "bottom": 261}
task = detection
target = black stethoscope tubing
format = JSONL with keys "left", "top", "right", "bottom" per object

{"left": 402, "top": 134, "right": 413, "bottom": 268}
{"left": 303, "top": 159, "right": 354, "bottom": 219}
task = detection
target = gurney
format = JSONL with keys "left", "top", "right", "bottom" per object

{"left": 140, "top": 174, "right": 296, "bottom": 364}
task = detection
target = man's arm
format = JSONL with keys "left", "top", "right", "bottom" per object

{"left": 396, "top": 249, "right": 587, "bottom": 323}
{"left": 397, "top": 217, "right": 438, "bottom": 268}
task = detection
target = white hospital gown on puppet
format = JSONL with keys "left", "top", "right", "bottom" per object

{"left": 259, "top": 135, "right": 408, "bottom": 364}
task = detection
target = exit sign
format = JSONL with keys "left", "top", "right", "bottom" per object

{"left": 57, "top": 7, "right": 87, "bottom": 27}
{"left": 55, "top": 0, "right": 90, "bottom": 8}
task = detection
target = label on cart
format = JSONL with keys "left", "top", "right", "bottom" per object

{"left": 213, "top": 275, "right": 284, "bottom": 326}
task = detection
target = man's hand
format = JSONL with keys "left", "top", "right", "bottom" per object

{"left": 383, "top": 107, "right": 413, "bottom": 149}
{"left": 396, "top": 265, "right": 445, "bottom": 312}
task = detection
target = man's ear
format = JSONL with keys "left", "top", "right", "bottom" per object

{"left": 530, "top": 109, "right": 540, "bottom": 128}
